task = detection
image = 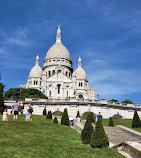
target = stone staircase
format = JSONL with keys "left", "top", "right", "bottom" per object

{"left": 104, "top": 126, "right": 141, "bottom": 146}
{"left": 72, "top": 121, "right": 141, "bottom": 158}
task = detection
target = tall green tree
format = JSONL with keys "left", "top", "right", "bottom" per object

{"left": 61, "top": 108, "right": 69, "bottom": 126}
{"left": 132, "top": 111, "right": 141, "bottom": 128}
{"left": 0, "top": 83, "right": 5, "bottom": 114}
{"left": 81, "top": 114, "right": 93, "bottom": 144}
{"left": 4, "top": 88, "right": 48, "bottom": 100}
{"left": 90, "top": 118, "right": 109, "bottom": 148}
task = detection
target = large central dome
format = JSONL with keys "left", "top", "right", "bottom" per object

{"left": 45, "top": 26, "right": 71, "bottom": 61}
{"left": 45, "top": 42, "right": 71, "bottom": 60}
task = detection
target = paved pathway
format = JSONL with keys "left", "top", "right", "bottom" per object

{"left": 73, "top": 121, "right": 141, "bottom": 146}
{"left": 104, "top": 126, "right": 141, "bottom": 145}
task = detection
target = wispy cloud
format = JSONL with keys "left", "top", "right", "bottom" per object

{"left": 0, "top": 27, "right": 35, "bottom": 47}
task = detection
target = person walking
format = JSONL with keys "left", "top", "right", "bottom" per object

{"left": 11, "top": 101, "right": 20, "bottom": 120}
{"left": 77, "top": 115, "right": 81, "bottom": 123}
{"left": 96, "top": 112, "right": 103, "bottom": 122}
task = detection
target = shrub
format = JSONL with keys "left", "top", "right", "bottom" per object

{"left": 53, "top": 117, "right": 58, "bottom": 123}
{"left": 90, "top": 112, "right": 95, "bottom": 123}
{"left": 109, "top": 117, "right": 114, "bottom": 126}
{"left": 52, "top": 111, "right": 62, "bottom": 116}
{"left": 81, "top": 114, "right": 93, "bottom": 144}
{"left": 112, "top": 114, "right": 122, "bottom": 119}
{"left": 132, "top": 111, "right": 141, "bottom": 128}
{"left": 46, "top": 111, "right": 52, "bottom": 119}
{"left": 43, "top": 108, "right": 47, "bottom": 115}
{"left": 83, "top": 112, "right": 95, "bottom": 118}
{"left": 122, "top": 100, "right": 133, "bottom": 104}
{"left": 61, "top": 108, "right": 69, "bottom": 126}
{"left": 90, "top": 118, "right": 109, "bottom": 148}
{"left": 109, "top": 99, "right": 119, "bottom": 103}
{"left": 76, "top": 110, "right": 80, "bottom": 117}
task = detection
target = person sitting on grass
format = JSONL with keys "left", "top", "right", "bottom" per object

{"left": 2, "top": 109, "right": 8, "bottom": 121}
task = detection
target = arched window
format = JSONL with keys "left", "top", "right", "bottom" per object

{"left": 66, "top": 72, "right": 68, "bottom": 76}
{"left": 52, "top": 70, "right": 55, "bottom": 75}
{"left": 79, "top": 82, "right": 80, "bottom": 87}
{"left": 48, "top": 71, "right": 51, "bottom": 77}
{"left": 67, "top": 91, "right": 68, "bottom": 97}
{"left": 79, "top": 94, "right": 83, "bottom": 98}
{"left": 81, "top": 83, "right": 83, "bottom": 87}
{"left": 58, "top": 70, "right": 61, "bottom": 73}
{"left": 49, "top": 90, "right": 51, "bottom": 97}
{"left": 69, "top": 72, "right": 71, "bottom": 78}
{"left": 57, "top": 84, "right": 61, "bottom": 94}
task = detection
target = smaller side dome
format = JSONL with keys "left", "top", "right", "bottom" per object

{"left": 74, "top": 67, "right": 87, "bottom": 80}
{"left": 74, "top": 57, "right": 87, "bottom": 80}
{"left": 29, "top": 65, "right": 43, "bottom": 78}
{"left": 29, "top": 55, "right": 43, "bottom": 78}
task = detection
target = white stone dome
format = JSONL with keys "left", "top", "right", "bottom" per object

{"left": 74, "top": 66, "right": 87, "bottom": 80}
{"left": 29, "top": 55, "right": 43, "bottom": 78}
{"left": 29, "top": 65, "right": 43, "bottom": 78}
{"left": 45, "top": 42, "right": 71, "bottom": 60}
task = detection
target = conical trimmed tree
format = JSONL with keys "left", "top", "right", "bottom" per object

{"left": 90, "top": 112, "right": 95, "bottom": 123}
{"left": 53, "top": 117, "right": 58, "bottom": 124}
{"left": 132, "top": 111, "right": 141, "bottom": 128}
{"left": 109, "top": 117, "right": 114, "bottom": 126}
{"left": 81, "top": 114, "right": 93, "bottom": 144}
{"left": 76, "top": 110, "right": 80, "bottom": 117}
{"left": 46, "top": 111, "right": 52, "bottom": 119}
{"left": 43, "top": 108, "right": 47, "bottom": 115}
{"left": 90, "top": 118, "right": 109, "bottom": 148}
{"left": 61, "top": 108, "right": 69, "bottom": 126}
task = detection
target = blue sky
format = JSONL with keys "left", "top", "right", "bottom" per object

{"left": 1, "top": 0, "right": 141, "bottom": 103}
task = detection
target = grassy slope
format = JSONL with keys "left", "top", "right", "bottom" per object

{"left": 0, "top": 115, "right": 124, "bottom": 158}
{"left": 101, "top": 119, "right": 141, "bottom": 133}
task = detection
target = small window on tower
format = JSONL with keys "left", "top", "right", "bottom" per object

{"left": 49, "top": 71, "right": 51, "bottom": 77}
{"left": 58, "top": 70, "right": 61, "bottom": 73}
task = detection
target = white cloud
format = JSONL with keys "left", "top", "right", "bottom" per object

{"left": 0, "top": 27, "right": 35, "bottom": 47}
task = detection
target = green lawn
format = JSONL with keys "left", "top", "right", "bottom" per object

{"left": 101, "top": 119, "right": 141, "bottom": 133}
{"left": 82, "top": 116, "right": 141, "bottom": 133}
{"left": 0, "top": 115, "right": 124, "bottom": 158}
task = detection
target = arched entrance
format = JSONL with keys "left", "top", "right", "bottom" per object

{"left": 57, "top": 84, "right": 61, "bottom": 94}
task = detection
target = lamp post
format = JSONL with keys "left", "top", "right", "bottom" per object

{"left": 97, "top": 94, "right": 99, "bottom": 101}
{"left": 20, "top": 88, "right": 22, "bottom": 101}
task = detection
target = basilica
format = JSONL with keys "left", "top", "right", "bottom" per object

{"left": 21, "top": 26, "right": 95, "bottom": 100}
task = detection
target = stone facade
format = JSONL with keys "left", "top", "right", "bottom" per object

{"left": 20, "top": 26, "right": 95, "bottom": 100}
